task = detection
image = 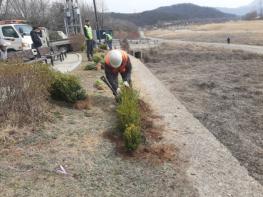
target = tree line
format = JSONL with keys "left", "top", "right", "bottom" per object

{"left": 0, "top": 0, "right": 138, "bottom": 35}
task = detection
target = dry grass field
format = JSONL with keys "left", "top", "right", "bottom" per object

{"left": 143, "top": 42, "right": 263, "bottom": 185}
{"left": 146, "top": 20, "right": 263, "bottom": 45}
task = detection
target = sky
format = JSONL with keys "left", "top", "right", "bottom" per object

{"left": 87, "top": 0, "right": 254, "bottom": 13}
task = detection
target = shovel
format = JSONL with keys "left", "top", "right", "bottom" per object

{"left": 100, "top": 76, "right": 118, "bottom": 96}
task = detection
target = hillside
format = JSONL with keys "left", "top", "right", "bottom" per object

{"left": 217, "top": 0, "right": 262, "bottom": 16}
{"left": 109, "top": 3, "right": 235, "bottom": 26}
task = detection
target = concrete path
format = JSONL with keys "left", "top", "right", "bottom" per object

{"left": 53, "top": 53, "right": 82, "bottom": 73}
{"left": 131, "top": 56, "right": 263, "bottom": 197}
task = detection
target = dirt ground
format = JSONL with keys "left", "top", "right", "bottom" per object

{"left": 0, "top": 53, "right": 197, "bottom": 196}
{"left": 143, "top": 43, "right": 263, "bottom": 185}
{"left": 146, "top": 20, "right": 263, "bottom": 46}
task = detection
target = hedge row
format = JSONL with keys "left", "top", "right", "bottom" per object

{"left": 116, "top": 87, "right": 141, "bottom": 151}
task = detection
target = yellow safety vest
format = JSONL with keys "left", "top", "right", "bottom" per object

{"left": 106, "top": 34, "right": 112, "bottom": 41}
{"left": 84, "top": 25, "right": 93, "bottom": 40}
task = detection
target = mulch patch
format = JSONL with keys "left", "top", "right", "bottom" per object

{"left": 103, "top": 99, "right": 178, "bottom": 165}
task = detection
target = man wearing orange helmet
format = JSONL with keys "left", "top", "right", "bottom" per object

{"left": 104, "top": 49, "right": 132, "bottom": 96}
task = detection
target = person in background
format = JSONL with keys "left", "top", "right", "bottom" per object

{"left": 227, "top": 37, "right": 231, "bottom": 44}
{"left": 83, "top": 19, "right": 94, "bottom": 61}
{"left": 0, "top": 38, "right": 10, "bottom": 60}
{"left": 103, "top": 32, "right": 113, "bottom": 50}
{"left": 30, "top": 26, "right": 42, "bottom": 57}
{"left": 104, "top": 49, "right": 132, "bottom": 96}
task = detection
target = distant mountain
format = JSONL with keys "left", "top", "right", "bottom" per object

{"left": 217, "top": 0, "right": 262, "bottom": 16}
{"left": 109, "top": 3, "right": 235, "bottom": 26}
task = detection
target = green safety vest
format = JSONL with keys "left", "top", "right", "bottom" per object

{"left": 84, "top": 25, "right": 93, "bottom": 40}
{"left": 106, "top": 34, "right": 112, "bottom": 41}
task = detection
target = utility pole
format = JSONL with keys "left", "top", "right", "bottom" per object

{"left": 72, "top": 0, "right": 76, "bottom": 34}
{"left": 260, "top": 0, "right": 263, "bottom": 18}
{"left": 93, "top": 0, "right": 100, "bottom": 42}
{"left": 0, "top": 0, "right": 3, "bottom": 9}
{"left": 64, "top": 0, "right": 83, "bottom": 36}
{"left": 76, "top": 0, "right": 84, "bottom": 35}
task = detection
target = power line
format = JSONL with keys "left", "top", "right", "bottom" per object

{"left": 260, "top": 0, "right": 263, "bottom": 18}
{"left": 93, "top": 0, "right": 101, "bottom": 42}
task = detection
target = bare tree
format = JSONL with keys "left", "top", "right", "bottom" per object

{"left": 0, "top": 0, "right": 3, "bottom": 9}
{"left": 97, "top": 0, "right": 108, "bottom": 28}
{"left": 79, "top": 1, "right": 95, "bottom": 27}
{"left": 0, "top": 0, "right": 51, "bottom": 27}
{"left": 0, "top": 0, "right": 138, "bottom": 39}
{"left": 47, "top": 2, "right": 65, "bottom": 31}
{"left": 0, "top": 0, "right": 10, "bottom": 19}
{"left": 79, "top": 0, "right": 107, "bottom": 29}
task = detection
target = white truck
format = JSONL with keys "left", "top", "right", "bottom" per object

{"left": 0, "top": 20, "right": 70, "bottom": 52}
{"left": 0, "top": 21, "right": 34, "bottom": 51}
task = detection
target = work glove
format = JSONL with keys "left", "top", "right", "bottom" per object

{"left": 123, "top": 81, "right": 130, "bottom": 88}
{"left": 117, "top": 88, "right": 121, "bottom": 95}
{"left": 115, "top": 88, "right": 122, "bottom": 103}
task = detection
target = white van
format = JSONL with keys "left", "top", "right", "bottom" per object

{"left": 0, "top": 23, "right": 33, "bottom": 51}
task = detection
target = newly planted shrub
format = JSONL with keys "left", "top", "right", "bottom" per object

{"left": 124, "top": 124, "right": 141, "bottom": 151}
{"left": 80, "top": 44, "right": 85, "bottom": 52}
{"left": 93, "top": 54, "right": 102, "bottom": 64}
{"left": 85, "top": 63, "right": 96, "bottom": 70}
{"left": 91, "top": 52, "right": 106, "bottom": 67}
{"left": 99, "top": 44, "right": 108, "bottom": 50}
{"left": 94, "top": 80, "right": 104, "bottom": 90}
{"left": 49, "top": 72, "right": 87, "bottom": 103}
{"left": 116, "top": 87, "right": 140, "bottom": 132}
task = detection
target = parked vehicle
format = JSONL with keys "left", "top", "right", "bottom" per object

{"left": 0, "top": 20, "right": 70, "bottom": 52}
{"left": 48, "top": 30, "right": 70, "bottom": 52}
{"left": 0, "top": 20, "right": 34, "bottom": 51}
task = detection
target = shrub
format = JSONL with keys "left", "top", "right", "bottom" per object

{"left": 100, "top": 53, "right": 105, "bottom": 65}
{"left": 49, "top": 72, "right": 87, "bottom": 103}
{"left": 0, "top": 62, "right": 53, "bottom": 127}
{"left": 116, "top": 87, "right": 142, "bottom": 151}
{"left": 93, "top": 55, "right": 102, "bottom": 64}
{"left": 80, "top": 44, "right": 86, "bottom": 52}
{"left": 94, "top": 80, "right": 104, "bottom": 90}
{"left": 92, "top": 52, "right": 106, "bottom": 65}
{"left": 95, "top": 80, "right": 103, "bottom": 86}
{"left": 99, "top": 44, "right": 108, "bottom": 50}
{"left": 116, "top": 87, "right": 140, "bottom": 132}
{"left": 123, "top": 124, "right": 141, "bottom": 151}
{"left": 85, "top": 63, "right": 96, "bottom": 70}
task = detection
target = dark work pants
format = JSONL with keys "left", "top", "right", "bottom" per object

{"left": 86, "top": 40, "right": 93, "bottom": 60}
{"left": 107, "top": 40, "right": 113, "bottom": 50}
{"left": 105, "top": 66, "right": 132, "bottom": 95}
